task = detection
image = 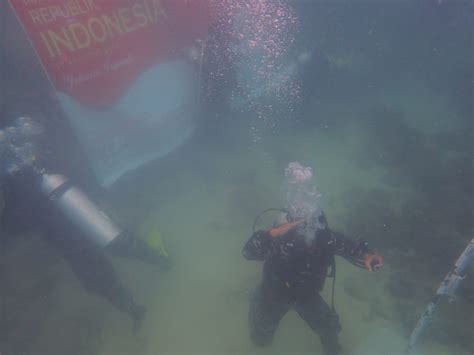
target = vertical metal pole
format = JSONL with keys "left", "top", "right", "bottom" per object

{"left": 0, "top": 0, "right": 7, "bottom": 334}
{"left": 406, "top": 238, "right": 474, "bottom": 353}
{"left": 0, "top": 1, "right": 9, "bottom": 118}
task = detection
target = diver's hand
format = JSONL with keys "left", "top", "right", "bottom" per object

{"left": 268, "top": 218, "right": 304, "bottom": 238}
{"left": 363, "top": 253, "right": 384, "bottom": 272}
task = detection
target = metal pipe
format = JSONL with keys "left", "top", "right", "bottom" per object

{"left": 406, "top": 238, "right": 474, "bottom": 353}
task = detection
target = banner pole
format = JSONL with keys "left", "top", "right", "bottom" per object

{"left": 0, "top": 1, "right": 8, "bottom": 117}
{"left": 406, "top": 238, "right": 474, "bottom": 353}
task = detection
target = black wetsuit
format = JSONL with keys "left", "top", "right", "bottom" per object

{"left": 242, "top": 213, "right": 371, "bottom": 355}
{"left": 1, "top": 169, "right": 170, "bottom": 328}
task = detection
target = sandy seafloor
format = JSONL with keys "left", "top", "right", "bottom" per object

{"left": 21, "top": 79, "right": 470, "bottom": 355}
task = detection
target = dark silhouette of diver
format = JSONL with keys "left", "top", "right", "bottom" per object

{"left": 1, "top": 167, "right": 171, "bottom": 332}
{"left": 243, "top": 162, "right": 383, "bottom": 355}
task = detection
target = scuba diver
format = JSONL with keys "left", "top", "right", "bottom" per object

{"left": 243, "top": 162, "right": 384, "bottom": 355}
{"left": 0, "top": 117, "right": 172, "bottom": 331}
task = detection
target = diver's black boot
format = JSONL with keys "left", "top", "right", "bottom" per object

{"left": 109, "top": 285, "right": 147, "bottom": 333}
{"left": 130, "top": 304, "right": 147, "bottom": 333}
{"left": 320, "top": 332, "right": 342, "bottom": 355}
{"left": 122, "top": 301, "right": 147, "bottom": 333}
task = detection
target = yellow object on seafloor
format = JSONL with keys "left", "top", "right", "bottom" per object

{"left": 146, "top": 228, "right": 168, "bottom": 257}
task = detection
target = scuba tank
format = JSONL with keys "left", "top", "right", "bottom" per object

{"left": 1, "top": 117, "right": 120, "bottom": 248}
{"left": 39, "top": 172, "right": 121, "bottom": 248}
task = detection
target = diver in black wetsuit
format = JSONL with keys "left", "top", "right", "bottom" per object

{"left": 243, "top": 162, "right": 384, "bottom": 355}
{"left": 0, "top": 118, "right": 171, "bottom": 331}
{"left": 1, "top": 171, "right": 173, "bottom": 331}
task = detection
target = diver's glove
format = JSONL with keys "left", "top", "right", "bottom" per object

{"left": 360, "top": 253, "right": 384, "bottom": 272}
{"left": 349, "top": 239, "right": 384, "bottom": 271}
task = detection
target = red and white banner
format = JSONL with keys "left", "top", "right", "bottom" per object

{"left": 10, "top": 0, "right": 209, "bottom": 186}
